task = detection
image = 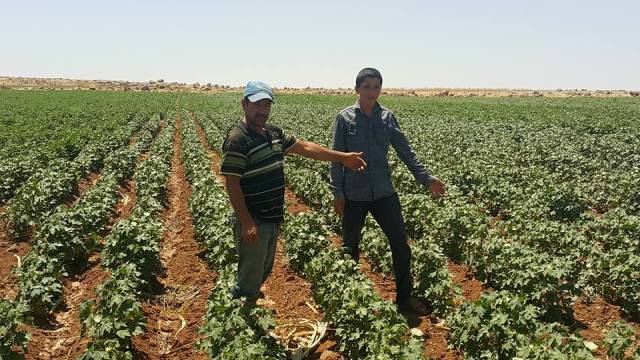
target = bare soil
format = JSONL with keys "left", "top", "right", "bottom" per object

{"left": 0, "top": 224, "right": 29, "bottom": 301}
{"left": 1, "top": 76, "right": 635, "bottom": 98}
{"left": 133, "top": 118, "right": 213, "bottom": 360}
{"left": 0, "top": 170, "right": 104, "bottom": 302}
{"left": 2, "top": 116, "right": 637, "bottom": 360}
{"left": 574, "top": 296, "right": 640, "bottom": 358}
{"left": 447, "top": 261, "right": 485, "bottom": 302}
{"left": 23, "top": 178, "right": 138, "bottom": 359}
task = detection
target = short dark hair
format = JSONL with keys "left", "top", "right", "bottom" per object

{"left": 355, "top": 68, "right": 383, "bottom": 88}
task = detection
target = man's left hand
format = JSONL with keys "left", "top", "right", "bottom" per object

{"left": 428, "top": 178, "right": 446, "bottom": 198}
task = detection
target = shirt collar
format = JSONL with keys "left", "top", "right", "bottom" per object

{"left": 354, "top": 101, "right": 382, "bottom": 115}
{"left": 239, "top": 119, "right": 272, "bottom": 143}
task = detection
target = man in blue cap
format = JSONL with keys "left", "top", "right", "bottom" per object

{"left": 220, "top": 81, "right": 367, "bottom": 306}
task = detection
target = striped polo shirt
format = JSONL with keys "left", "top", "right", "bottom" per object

{"left": 220, "top": 121, "right": 297, "bottom": 223}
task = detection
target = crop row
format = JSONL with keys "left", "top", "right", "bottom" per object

{"left": 15, "top": 116, "right": 162, "bottom": 317}
{"left": 0, "top": 90, "right": 164, "bottom": 204}
{"left": 78, "top": 116, "right": 175, "bottom": 359}
{"left": 2, "top": 114, "right": 150, "bottom": 239}
{"left": 0, "top": 115, "right": 166, "bottom": 359}
{"left": 179, "top": 113, "right": 288, "bottom": 359}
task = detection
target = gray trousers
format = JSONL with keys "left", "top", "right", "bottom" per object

{"left": 230, "top": 214, "right": 279, "bottom": 302}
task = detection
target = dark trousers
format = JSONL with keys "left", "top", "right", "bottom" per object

{"left": 342, "top": 193, "right": 412, "bottom": 304}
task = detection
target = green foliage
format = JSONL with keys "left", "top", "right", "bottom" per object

{"left": 196, "top": 269, "right": 288, "bottom": 359}
{"left": 4, "top": 159, "right": 79, "bottom": 238}
{"left": 0, "top": 91, "right": 159, "bottom": 205}
{"left": 79, "top": 264, "right": 146, "bottom": 357}
{"left": 0, "top": 299, "right": 30, "bottom": 359}
{"left": 603, "top": 321, "right": 640, "bottom": 360}
{"left": 101, "top": 217, "right": 162, "bottom": 280}
{"left": 16, "top": 251, "right": 66, "bottom": 315}
{"left": 597, "top": 250, "right": 640, "bottom": 320}
{"left": 6, "top": 90, "right": 640, "bottom": 359}
{"left": 449, "top": 291, "right": 596, "bottom": 359}
{"left": 14, "top": 117, "right": 163, "bottom": 317}
{"left": 282, "top": 213, "right": 330, "bottom": 272}
{"left": 449, "top": 290, "right": 540, "bottom": 359}
{"left": 180, "top": 114, "right": 238, "bottom": 270}
{"left": 360, "top": 224, "right": 394, "bottom": 274}
{"left": 466, "top": 228, "right": 577, "bottom": 319}
{"left": 411, "top": 236, "right": 461, "bottom": 316}
{"left": 77, "top": 118, "right": 174, "bottom": 360}
{"left": 2, "top": 114, "right": 147, "bottom": 238}
{"left": 305, "top": 250, "right": 425, "bottom": 359}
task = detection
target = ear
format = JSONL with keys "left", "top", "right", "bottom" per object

{"left": 355, "top": 86, "right": 361, "bottom": 95}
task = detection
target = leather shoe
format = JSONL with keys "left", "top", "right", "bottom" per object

{"left": 397, "top": 297, "right": 428, "bottom": 314}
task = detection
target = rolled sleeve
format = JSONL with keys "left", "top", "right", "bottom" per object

{"left": 329, "top": 114, "right": 346, "bottom": 199}
{"left": 281, "top": 129, "right": 298, "bottom": 154}
{"left": 389, "top": 114, "right": 435, "bottom": 187}
{"left": 220, "top": 136, "right": 247, "bottom": 177}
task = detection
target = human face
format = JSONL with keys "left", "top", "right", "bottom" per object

{"left": 242, "top": 98, "right": 272, "bottom": 129}
{"left": 355, "top": 77, "right": 382, "bottom": 107}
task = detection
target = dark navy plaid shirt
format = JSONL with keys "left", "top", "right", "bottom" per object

{"left": 330, "top": 101, "right": 434, "bottom": 201}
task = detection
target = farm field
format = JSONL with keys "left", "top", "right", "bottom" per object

{"left": 1, "top": 90, "right": 639, "bottom": 359}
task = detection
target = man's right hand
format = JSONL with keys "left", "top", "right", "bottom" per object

{"left": 241, "top": 219, "right": 259, "bottom": 245}
{"left": 333, "top": 198, "right": 345, "bottom": 217}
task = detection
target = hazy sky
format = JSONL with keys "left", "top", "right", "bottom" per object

{"left": 2, "top": 0, "right": 639, "bottom": 89}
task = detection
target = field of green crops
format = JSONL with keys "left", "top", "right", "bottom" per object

{"left": 1, "top": 90, "right": 639, "bottom": 359}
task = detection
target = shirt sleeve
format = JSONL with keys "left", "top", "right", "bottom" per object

{"left": 282, "top": 128, "right": 298, "bottom": 154}
{"left": 220, "top": 132, "right": 248, "bottom": 177}
{"left": 329, "top": 114, "right": 346, "bottom": 199}
{"left": 389, "top": 113, "right": 435, "bottom": 187}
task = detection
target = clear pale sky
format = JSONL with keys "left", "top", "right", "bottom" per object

{"left": 2, "top": 0, "right": 639, "bottom": 89}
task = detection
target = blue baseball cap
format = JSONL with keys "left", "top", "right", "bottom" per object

{"left": 243, "top": 81, "right": 275, "bottom": 103}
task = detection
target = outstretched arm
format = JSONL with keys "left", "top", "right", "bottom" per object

{"left": 288, "top": 140, "right": 366, "bottom": 172}
{"left": 330, "top": 115, "right": 347, "bottom": 216}
{"left": 389, "top": 115, "right": 446, "bottom": 198}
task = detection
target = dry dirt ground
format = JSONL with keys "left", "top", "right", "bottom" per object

{"left": 2, "top": 115, "right": 638, "bottom": 359}
{"left": 2, "top": 76, "right": 637, "bottom": 97}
